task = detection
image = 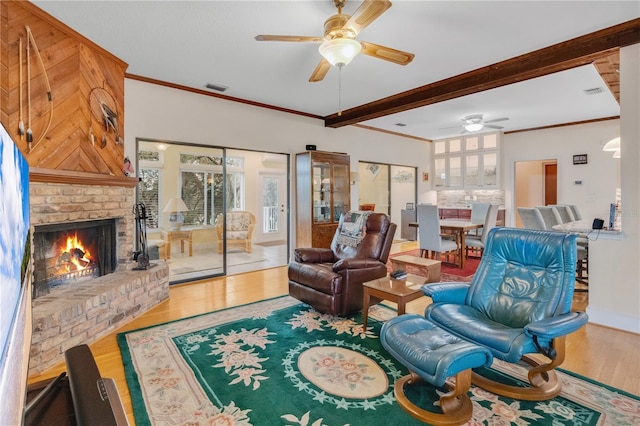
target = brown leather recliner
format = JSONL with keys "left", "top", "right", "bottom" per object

{"left": 288, "top": 212, "right": 397, "bottom": 316}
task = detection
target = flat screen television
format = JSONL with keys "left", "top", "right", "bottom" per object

{"left": 0, "top": 122, "right": 33, "bottom": 424}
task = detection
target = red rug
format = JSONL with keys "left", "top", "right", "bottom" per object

{"left": 388, "top": 249, "right": 480, "bottom": 282}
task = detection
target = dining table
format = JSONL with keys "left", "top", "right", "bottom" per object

{"left": 410, "top": 219, "right": 483, "bottom": 269}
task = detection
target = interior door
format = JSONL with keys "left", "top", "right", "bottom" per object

{"left": 259, "top": 172, "right": 287, "bottom": 243}
{"left": 514, "top": 159, "right": 557, "bottom": 228}
{"left": 544, "top": 163, "right": 558, "bottom": 205}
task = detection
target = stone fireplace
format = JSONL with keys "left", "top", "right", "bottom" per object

{"left": 28, "top": 169, "right": 169, "bottom": 374}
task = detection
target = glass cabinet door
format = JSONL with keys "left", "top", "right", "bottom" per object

{"left": 449, "top": 155, "right": 463, "bottom": 187}
{"left": 434, "top": 158, "right": 446, "bottom": 188}
{"left": 465, "top": 154, "right": 479, "bottom": 186}
{"left": 332, "top": 163, "right": 349, "bottom": 221}
{"left": 482, "top": 152, "right": 498, "bottom": 186}
{"left": 313, "top": 162, "right": 331, "bottom": 223}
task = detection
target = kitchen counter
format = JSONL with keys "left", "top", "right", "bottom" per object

{"left": 438, "top": 206, "right": 506, "bottom": 225}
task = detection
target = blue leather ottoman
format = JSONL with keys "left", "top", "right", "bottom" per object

{"left": 381, "top": 314, "right": 493, "bottom": 425}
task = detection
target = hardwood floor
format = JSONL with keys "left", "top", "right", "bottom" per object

{"left": 28, "top": 241, "right": 640, "bottom": 424}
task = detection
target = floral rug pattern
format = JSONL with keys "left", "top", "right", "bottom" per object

{"left": 118, "top": 296, "right": 640, "bottom": 425}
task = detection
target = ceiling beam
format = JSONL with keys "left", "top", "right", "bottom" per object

{"left": 324, "top": 18, "right": 640, "bottom": 128}
{"left": 593, "top": 50, "right": 621, "bottom": 103}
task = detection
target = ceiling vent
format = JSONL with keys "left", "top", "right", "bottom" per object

{"left": 583, "top": 87, "right": 604, "bottom": 95}
{"left": 395, "top": 123, "right": 407, "bottom": 127}
{"left": 205, "top": 83, "right": 228, "bottom": 92}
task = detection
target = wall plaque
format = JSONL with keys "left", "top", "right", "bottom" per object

{"left": 573, "top": 154, "right": 588, "bottom": 165}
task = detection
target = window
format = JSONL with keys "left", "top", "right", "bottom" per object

{"left": 139, "top": 150, "right": 160, "bottom": 162}
{"left": 138, "top": 147, "right": 164, "bottom": 229}
{"left": 432, "top": 132, "right": 500, "bottom": 188}
{"left": 138, "top": 169, "right": 160, "bottom": 228}
{"left": 263, "top": 177, "right": 279, "bottom": 233}
{"left": 179, "top": 153, "right": 245, "bottom": 226}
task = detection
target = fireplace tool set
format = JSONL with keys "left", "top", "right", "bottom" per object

{"left": 133, "top": 203, "right": 155, "bottom": 270}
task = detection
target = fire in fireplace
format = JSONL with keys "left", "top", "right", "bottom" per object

{"left": 33, "top": 219, "right": 117, "bottom": 298}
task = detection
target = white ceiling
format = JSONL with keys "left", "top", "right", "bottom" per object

{"left": 32, "top": 1, "right": 639, "bottom": 140}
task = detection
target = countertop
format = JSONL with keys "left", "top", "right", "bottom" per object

{"left": 438, "top": 206, "right": 506, "bottom": 210}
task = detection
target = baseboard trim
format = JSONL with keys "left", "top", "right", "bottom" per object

{"left": 586, "top": 306, "right": 640, "bottom": 334}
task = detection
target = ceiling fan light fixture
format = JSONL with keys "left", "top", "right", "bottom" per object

{"left": 319, "top": 38, "right": 362, "bottom": 67}
{"left": 464, "top": 123, "right": 484, "bottom": 132}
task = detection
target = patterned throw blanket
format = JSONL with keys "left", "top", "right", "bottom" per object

{"left": 336, "top": 211, "right": 372, "bottom": 247}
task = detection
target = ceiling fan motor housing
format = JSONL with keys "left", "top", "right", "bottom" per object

{"left": 324, "top": 14, "right": 353, "bottom": 39}
{"left": 464, "top": 114, "right": 484, "bottom": 124}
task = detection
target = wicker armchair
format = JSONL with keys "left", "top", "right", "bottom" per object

{"left": 215, "top": 211, "right": 256, "bottom": 253}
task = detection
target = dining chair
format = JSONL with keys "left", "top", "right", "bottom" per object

{"left": 567, "top": 204, "right": 582, "bottom": 220}
{"left": 465, "top": 204, "right": 499, "bottom": 258}
{"left": 545, "top": 206, "right": 588, "bottom": 286}
{"left": 536, "top": 206, "right": 562, "bottom": 229}
{"left": 417, "top": 204, "right": 460, "bottom": 266}
{"left": 549, "top": 205, "right": 575, "bottom": 223}
{"left": 517, "top": 207, "right": 546, "bottom": 229}
{"left": 469, "top": 202, "right": 490, "bottom": 236}
{"left": 553, "top": 203, "right": 588, "bottom": 286}
{"left": 576, "top": 244, "right": 589, "bottom": 286}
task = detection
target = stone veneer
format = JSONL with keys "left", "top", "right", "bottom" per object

{"left": 30, "top": 182, "right": 136, "bottom": 264}
{"left": 437, "top": 189, "right": 505, "bottom": 208}
{"left": 28, "top": 177, "right": 170, "bottom": 373}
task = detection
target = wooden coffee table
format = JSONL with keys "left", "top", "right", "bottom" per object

{"left": 362, "top": 273, "right": 427, "bottom": 329}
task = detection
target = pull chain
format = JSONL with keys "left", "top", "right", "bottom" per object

{"left": 338, "top": 65, "right": 343, "bottom": 116}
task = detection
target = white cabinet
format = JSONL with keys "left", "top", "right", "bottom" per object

{"left": 433, "top": 133, "right": 500, "bottom": 189}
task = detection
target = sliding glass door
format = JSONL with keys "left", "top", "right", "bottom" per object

{"left": 357, "top": 161, "right": 417, "bottom": 230}
{"left": 136, "top": 140, "right": 289, "bottom": 283}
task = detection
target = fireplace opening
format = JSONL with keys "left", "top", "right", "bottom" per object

{"left": 33, "top": 219, "right": 117, "bottom": 298}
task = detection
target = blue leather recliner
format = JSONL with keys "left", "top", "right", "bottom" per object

{"left": 423, "top": 227, "right": 588, "bottom": 401}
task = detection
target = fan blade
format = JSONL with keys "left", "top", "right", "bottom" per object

{"left": 360, "top": 41, "right": 415, "bottom": 65}
{"left": 438, "top": 125, "right": 463, "bottom": 130}
{"left": 484, "top": 117, "right": 509, "bottom": 124}
{"left": 255, "top": 35, "right": 324, "bottom": 43}
{"left": 343, "top": 0, "right": 392, "bottom": 36}
{"left": 309, "top": 59, "right": 331, "bottom": 82}
{"left": 484, "top": 124, "right": 504, "bottom": 130}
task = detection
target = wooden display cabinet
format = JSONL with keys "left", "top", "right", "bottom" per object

{"left": 296, "top": 151, "right": 350, "bottom": 248}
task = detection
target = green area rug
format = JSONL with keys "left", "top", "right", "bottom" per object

{"left": 118, "top": 296, "right": 640, "bottom": 425}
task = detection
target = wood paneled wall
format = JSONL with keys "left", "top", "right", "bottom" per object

{"left": 1, "top": 1, "right": 128, "bottom": 176}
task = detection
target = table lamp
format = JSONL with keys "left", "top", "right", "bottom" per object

{"left": 163, "top": 197, "right": 188, "bottom": 230}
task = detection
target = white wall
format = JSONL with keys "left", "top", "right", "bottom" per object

{"left": 124, "top": 79, "right": 432, "bottom": 242}
{"left": 502, "top": 44, "right": 639, "bottom": 333}
{"left": 587, "top": 44, "right": 640, "bottom": 333}
{"left": 503, "top": 120, "right": 620, "bottom": 227}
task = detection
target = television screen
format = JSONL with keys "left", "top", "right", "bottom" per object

{"left": 0, "top": 122, "right": 32, "bottom": 424}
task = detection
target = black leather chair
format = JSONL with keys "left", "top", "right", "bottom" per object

{"left": 288, "top": 212, "right": 397, "bottom": 316}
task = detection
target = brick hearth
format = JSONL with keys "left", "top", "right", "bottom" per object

{"left": 29, "top": 265, "right": 169, "bottom": 374}
{"left": 28, "top": 170, "right": 170, "bottom": 373}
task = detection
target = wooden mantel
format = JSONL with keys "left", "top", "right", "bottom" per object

{"left": 30, "top": 167, "right": 140, "bottom": 188}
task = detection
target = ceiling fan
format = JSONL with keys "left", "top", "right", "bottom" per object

{"left": 255, "top": 0, "right": 415, "bottom": 82}
{"left": 442, "top": 114, "right": 509, "bottom": 134}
